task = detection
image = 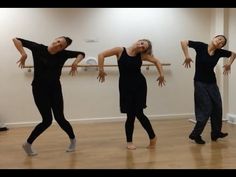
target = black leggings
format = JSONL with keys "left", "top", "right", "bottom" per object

{"left": 27, "top": 82, "right": 75, "bottom": 144}
{"left": 125, "top": 109, "right": 155, "bottom": 142}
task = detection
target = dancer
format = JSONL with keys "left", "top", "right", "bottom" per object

{"left": 181, "top": 35, "right": 236, "bottom": 144}
{"left": 13, "top": 36, "right": 85, "bottom": 155}
{"left": 97, "top": 39, "right": 165, "bottom": 149}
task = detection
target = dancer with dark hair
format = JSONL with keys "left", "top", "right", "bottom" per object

{"left": 13, "top": 36, "right": 85, "bottom": 155}
{"left": 181, "top": 35, "right": 236, "bottom": 144}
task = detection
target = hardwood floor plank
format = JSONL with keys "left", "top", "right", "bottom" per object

{"left": 0, "top": 119, "right": 235, "bottom": 169}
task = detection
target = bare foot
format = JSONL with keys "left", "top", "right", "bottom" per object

{"left": 127, "top": 143, "right": 136, "bottom": 150}
{"left": 147, "top": 136, "right": 157, "bottom": 149}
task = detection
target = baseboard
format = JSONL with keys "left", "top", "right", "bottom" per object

{"left": 188, "top": 117, "right": 229, "bottom": 124}
{"left": 5, "top": 113, "right": 195, "bottom": 128}
{"left": 227, "top": 114, "right": 236, "bottom": 124}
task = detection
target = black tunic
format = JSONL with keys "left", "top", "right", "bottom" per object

{"left": 118, "top": 48, "right": 147, "bottom": 113}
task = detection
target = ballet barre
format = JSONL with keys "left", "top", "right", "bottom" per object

{"left": 23, "top": 63, "right": 171, "bottom": 72}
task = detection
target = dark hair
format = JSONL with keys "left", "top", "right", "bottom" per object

{"left": 214, "top": 35, "right": 227, "bottom": 47}
{"left": 59, "top": 36, "right": 72, "bottom": 47}
{"left": 139, "top": 39, "right": 153, "bottom": 55}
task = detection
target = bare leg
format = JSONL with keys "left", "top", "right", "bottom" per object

{"left": 146, "top": 136, "right": 157, "bottom": 149}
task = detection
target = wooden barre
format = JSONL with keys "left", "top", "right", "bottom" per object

{"left": 23, "top": 63, "right": 171, "bottom": 69}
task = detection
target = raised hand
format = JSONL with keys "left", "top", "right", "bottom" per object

{"left": 69, "top": 63, "right": 78, "bottom": 76}
{"left": 182, "top": 58, "right": 193, "bottom": 68}
{"left": 97, "top": 70, "right": 107, "bottom": 83}
{"left": 223, "top": 64, "right": 231, "bottom": 75}
{"left": 16, "top": 54, "right": 27, "bottom": 68}
{"left": 157, "top": 76, "right": 166, "bottom": 87}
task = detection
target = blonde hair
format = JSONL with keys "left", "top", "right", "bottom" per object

{"left": 139, "top": 39, "right": 153, "bottom": 55}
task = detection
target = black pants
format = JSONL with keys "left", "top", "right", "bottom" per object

{"left": 190, "top": 81, "right": 223, "bottom": 137}
{"left": 125, "top": 109, "right": 155, "bottom": 142}
{"left": 27, "top": 81, "right": 75, "bottom": 144}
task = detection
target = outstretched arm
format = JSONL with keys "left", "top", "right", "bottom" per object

{"left": 223, "top": 51, "right": 236, "bottom": 75}
{"left": 12, "top": 38, "right": 27, "bottom": 68}
{"left": 142, "top": 54, "right": 166, "bottom": 87}
{"left": 69, "top": 53, "right": 85, "bottom": 76}
{"left": 97, "top": 47, "right": 122, "bottom": 83}
{"left": 180, "top": 40, "right": 193, "bottom": 68}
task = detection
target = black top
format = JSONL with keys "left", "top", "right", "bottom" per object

{"left": 118, "top": 48, "right": 147, "bottom": 113}
{"left": 188, "top": 40, "right": 231, "bottom": 84}
{"left": 17, "top": 38, "right": 85, "bottom": 85}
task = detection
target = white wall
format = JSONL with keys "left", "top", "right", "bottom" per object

{"left": 227, "top": 8, "right": 236, "bottom": 123}
{"left": 0, "top": 8, "right": 212, "bottom": 126}
{"left": 210, "top": 8, "right": 229, "bottom": 120}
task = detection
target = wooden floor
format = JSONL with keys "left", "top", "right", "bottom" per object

{"left": 0, "top": 118, "right": 236, "bottom": 169}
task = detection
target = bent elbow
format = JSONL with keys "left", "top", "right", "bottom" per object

{"left": 98, "top": 53, "right": 104, "bottom": 59}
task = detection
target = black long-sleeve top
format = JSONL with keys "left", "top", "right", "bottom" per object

{"left": 188, "top": 40, "right": 231, "bottom": 83}
{"left": 17, "top": 38, "right": 85, "bottom": 85}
